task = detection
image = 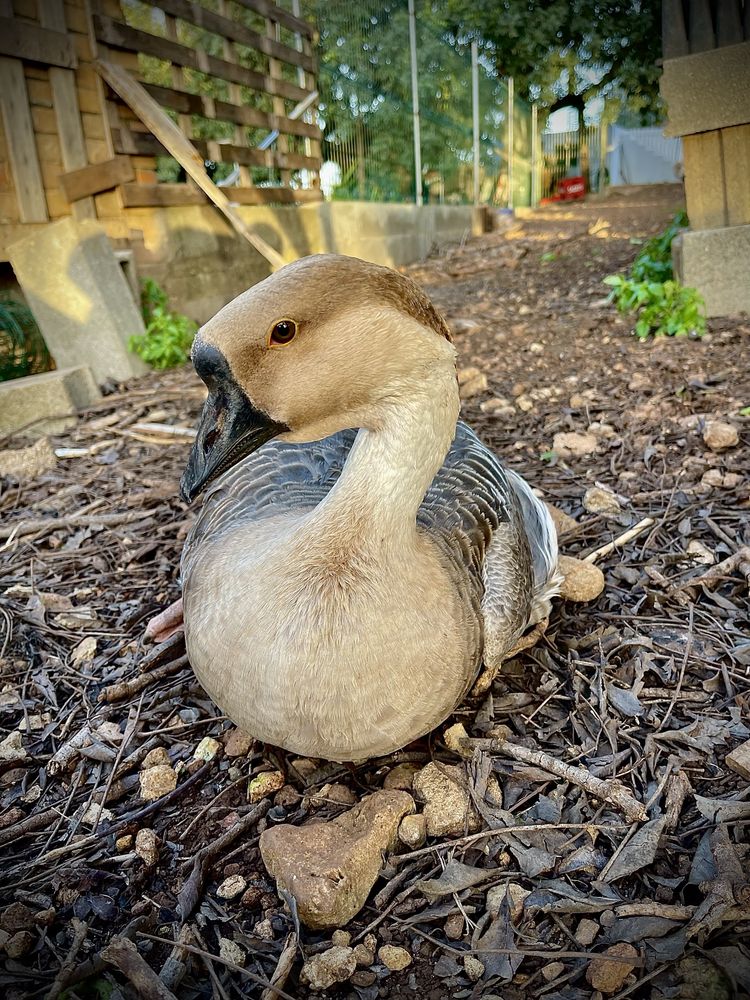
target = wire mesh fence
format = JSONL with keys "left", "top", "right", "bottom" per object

{"left": 301, "top": 0, "right": 534, "bottom": 206}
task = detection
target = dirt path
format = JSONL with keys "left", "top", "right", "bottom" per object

{"left": 0, "top": 186, "right": 748, "bottom": 999}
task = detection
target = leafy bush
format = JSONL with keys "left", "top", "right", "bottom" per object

{"left": 604, "top": 211, "right": 706, "bottom": 339}
{"left": 129, "top": 279, "right": 196, "bottom": 369}
{"left": 0, "top": 297, "right": 52, "bottom": 381}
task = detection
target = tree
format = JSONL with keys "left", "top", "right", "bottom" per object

{"left": 446, "top": 0, "right": 663, "bottom": 127}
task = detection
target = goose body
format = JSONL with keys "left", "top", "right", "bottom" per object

{"left": 176, "top": 254, "right": 561, "bottom": 761}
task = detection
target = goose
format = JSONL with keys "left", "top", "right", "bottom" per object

{"left": 148, "top": 254, "right": 563, "bottom": 762}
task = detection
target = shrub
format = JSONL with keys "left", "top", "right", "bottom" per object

{"left": 604, "top": 212, "right": 706, "bottom": 339}
{"left": 129, "top": 279, "right": 196, "bottom": 369}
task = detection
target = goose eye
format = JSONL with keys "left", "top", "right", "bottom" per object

{"left": 270, "top": 319, "right": 297, "bottom": 346}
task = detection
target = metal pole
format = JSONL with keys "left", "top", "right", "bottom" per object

{"left": 407, "top": 0, "right": 423, "bottom": 206}
{"left": 471, "top": 41, "right": 480, "bottom": 205}
{"left": 530, "top": 103, "right": 538, "bottom": 206}
{"left": 507, "top": 76, "right": 514, "bottom": 210}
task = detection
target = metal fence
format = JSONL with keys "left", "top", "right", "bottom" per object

{"left": 300, "top": 0, "right": 534, "bottom": 207}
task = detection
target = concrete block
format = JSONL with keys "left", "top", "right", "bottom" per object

{"left": 675, "top": 223, "right": 750, "bottom": 316}
{"left": 661, "top": 41, "right": 750, "bottom": 137}
{"left": 8, "top": 218, "right": 147, "bottom": 384}
{"left": 0, "top": 366, "right": 101, "bottom": 437}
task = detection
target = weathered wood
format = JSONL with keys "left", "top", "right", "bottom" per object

{"left": 716, "top": 0, "right": 744, "bottom": 46}
{"left": 0, "top": 17, "right": 76, "bottom": 69}
{"left": 142, "top": 83, "right": 321, "bottom": 141}
{"left": 662, "top": 0, "right": 689, "bottom": 58}
{"left": 233, "top": 0, "right": 314, "bottom": 39}
{"left": 147, "top": 0, "right": 314, "bottom": 74}
{"left": 682, "top": 131, "right": 727, "bottom": 230}
{"left": 111, "top": 128, "right": 209, "bottom": 160}
{"left": 94, "top": 60, "right": 285, "bottom": 269}
{"left": 120, "top": 183, "right": 322, "bottom": 207}
{"left": 266, "top": 15, "right": 291, "bottom": 187}
{"left": 721, "top": 124, "right": 750, "bottom": 226}
{"left": 223, "top": 144, "right": 320, "bottom": 172}
{"left": 94, "top": 15, "right": 310, "bottom": 105}
{"left": 0, "top": 57, "right": 48, "bottom": 223}
{"left": 661, "top": 41, "right": 750, "bottom": 136}
{"left": 61, "top": 156, "right": 134, "bottom": 202}
{"left": 688, "top": 0, "right": 715, "bottom": 51}
{"left": 40, "top": 0, "right": 96, "bottom": 221}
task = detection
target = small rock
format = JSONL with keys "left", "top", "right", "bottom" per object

{"left": 545, "top": 502, "right": 577, "bottom": 538}
{"left": 378, "top": 944, "right": 412, "bottom": 971}
{"left": 726, "top": 739, "right": 750, "bottom": 780}
{"left": 351, "top": 970, "right": 377, "bottom": 987}
{"left": 703, "top": 421, "right": 739, "bottom": 452}
{"left": 589, "top": 421, "right": 616, "bottom": 438}
{"left": 583, "top": 486, "right": 621, "bottom": 515}
{"left": 141, "top": 747, "right": 170, "bottom": 769}
{"left": 300, "top": 946, "right": 356, "bottom": 990}
{"left": 687, "top": 539, "right": 715, "bottom": 564}
{"left": 193, "top": 736, "right": 222, "bottom": 761}
{"left": 575, "top": 918, "right": 600, "bottom": 946}
{"left": 80, "top": 802, "right": 113, "bottom": 826}
{"left": 515, "top": 394, "right": 534, "bottom": 412}
{"left": 240, "top": 885, "right": 263, "bottom": 908}
{"left": 542, "top": 961, "right": 565, "bottom": 982}
{"left": 701, "top": 468, "right": 742, "bottom": 489}
{"left": 332, "top": 929, "right": 351, "bottom": 947}
{"left": 450, "top": 318, "right": 481, "bottom": 336}
{"left": 274, "top": 784, "right": 301, "bottom": 808}
{"left": 71, "top": 636, "right": 97, "bottom": 664}
{"left": 135, "top": 828, "right": 159, "bottom": 866}
{"left": 224, "top": 728, "right": 254, "bottom": 757}
{"left": 139, "top": 764, "right": 177, "bottom": 801}
{"left": 518, "top": 304, "right": 532, "bottom": 316}
{"left": 5, "top": 930, "right": 34, "bottom": 959}
{"left": 558, "top": 555, "right": 605, "bottom": 602}
{"left": 569, "top": 392, "right": 587, "bottom": 408}
{"left": 464, "top": 955, "right": 485, "bottom": 981}
{"left": 458, "top": 367, "right": 488, "bottom": 400}
{"left": 480, "top": 396, "right": 513, "bottom": 414}
{"left": 353, "top": 940, "right": 376, "bottom": 966}
{"left": 0, "top": 437, "right": 56, "bottom": 480}
{"left": 115, "top": 834, "right": 133, "bottom": 852}
{"left": 260, "top": 790, "right": 414, "bottom": 928}
{"left": 553, "top": 431, "right": 598, "bottom": 459}
{"left": 627, "top": 372, "right": 651, "bottom": 392}
{"left": 412, "top": 762, "right": 480, "bottom": 837}
{"left": 290, "top": 757, "right": 318, "bottom": 781}
{"left": 586, "top": 943, "right": 638, "bottom": 993}
{"left": 444, "top": 913, "right": 464, "bottom": 940}
{"left": 248, "top": 770, "right": 285, "bottom": 803}
{"left": 398, "top": 814, "right": 427, "bottom": 849}
{"left": 219, "top": 937, "right": 246, "bottom": 967}
{"left": 528, "top": 341, "right": 544, "bottom": 354}
{"left": 254, "top": 918, "right": 274, "bottom": 941}
{"left": 0, "top": 902, "right": 35, "bottom": 933}
{"left": 217, "top": 874, "right": 247, "bottom": 900}
{"left": 0, "top": 730, "right": 27, "bottom": 762}
{"left": 310, "top": 782, "right": 357, "bottom": 807}
{"left": 443, "top": 721, "right": 472, "bottom": 757}
{"left": 486, "top": 883, "right": 530, "bottom": 922}
{"left": 383, "top": 763, "right": 421, "bottom": 791}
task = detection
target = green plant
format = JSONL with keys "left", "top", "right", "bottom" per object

{"left": 603, "top": 212, "right": 705, "bottom": 339}
{"left": 604, "top": 275, "right": 706, "bottom": 339}
{"left": 129, "top": 279, "right": 196, "bottom": 369}
{"left": 0, "top": 297, "right": 52, "bottom": 381}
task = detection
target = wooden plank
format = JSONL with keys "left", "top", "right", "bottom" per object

{"left": 662, "top": 0, "right": 689, "bottom": 58}
{"left": 40, "top": 0, "right": 96, "bottom": 221}
{"left": 94, "top": 15, "right": 310, "bottom": 105}
{"left": 217, "top": 0, "right": 251, "bottom": 187}
{"left": 111, "top": 127, "right": 208, "bottom": 159}
{"left": 688, "top": 0, "right": 715, "bottom": 52}
{"left": 119, "top": 182, "right": 323, "bottom": 207}
{"left": 0, "top": 57, "right": 48, "bottom": 222}
{"left": 142, "top": 82, "right": 321, "bottom": 140}
{"left": 716, "top": 0, "right": 744, "bottom": 46}
{"left": 721, "top": 124, "right": 750, "bottom": 226}
{"left": 233, "top": 0, "right": 315, "bottom": 39}
{"left": 149, "top": 0, "right": 315, "bottom": 73}
{"left": 94, "top": 59, "right": 286, "bottom": 269}
{"left": 682, "top": 131, "right": 727, "bottom": 229}
{"left": 266, "top": 14, "right": 291, "bottom": 186}
{"left": 61, "top": 154, "right": 134, "bottom": 201}
{"left": 223, "top": 143, "right": 320, "bottom": 172}
{"left": 0, "top": 17, "right": 77, "bottom": 69}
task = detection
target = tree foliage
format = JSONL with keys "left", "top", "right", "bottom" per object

{"left": 445, "top": 0, "right": 663, "bottom": 124}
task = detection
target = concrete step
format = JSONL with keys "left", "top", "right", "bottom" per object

{"left": 0, "top": 366, "right": 101, "bottom": 438}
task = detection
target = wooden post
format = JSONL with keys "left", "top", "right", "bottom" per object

{"left": 217, "top": 0, "right": 252, "bottom": 187}
{"left": 265, "top": 15, "right": 291, "bottom": 187}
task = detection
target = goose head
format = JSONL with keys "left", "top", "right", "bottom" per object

{"left": 181, "top": 254, "right": 456, "bottom": 503}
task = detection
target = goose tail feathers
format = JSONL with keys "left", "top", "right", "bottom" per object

{"left": 506, "top": 469, "right": 564, "bottom": 624}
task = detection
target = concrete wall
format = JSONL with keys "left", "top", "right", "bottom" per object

{"left": 114, "top": 202, "right": 478, "bottom": 323}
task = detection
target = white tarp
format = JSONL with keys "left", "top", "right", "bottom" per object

{"left": 607, "top": 126, "right": 683, "bottom": 186}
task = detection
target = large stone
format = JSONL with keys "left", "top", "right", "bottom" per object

{"left": 300, "top": 946, "right": 356, "bottom": 990}
{"left": 9, "top": 218, "right": 147, "bottom": 383}
{"left": 259, "top": 790, "right": 414, "bottom": 929}
{"left": 558, "top": 555, "right": 606, "bottom": 602}
{"left": 675, "top": 224, "right": 750, "bottom": 317}
{"left": 412, "top": 762, "right": 481, "bottom": 837}
{"left": 0, "top": 367, "right": 101, "bottom": 438}
{"left": 0, "top": 437, "right": 56, "bottom": 479}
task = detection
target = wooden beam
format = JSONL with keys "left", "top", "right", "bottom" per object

{"left": 147, "top": 0, "right": 315, "bottom": 74}
{"left": 95, "top": 59, "right": 286, "bottom": 269}
{"left": 119, "top": 183, "right": 323, "bottom": 207}
{"left": 0, "top": 17, "right": 76, "bottom": 69}
{"left": 94, "top": 15, "right": 310, "bottom": 105}
{"left": 39, "top": 0, "right": 96, "bottom": 221}
{"left": 0, "top": 57, "right": 48, "bottom": 223}
{"left": 223, "top": 144, "right": 321, "bottom": 172}
{"left": 232, "top": 0, "right": 315, "bottom": 39}
{"left": 682, "top": 131, "right": 728, "bottom": 229}
{"left": 61, "top": 156, "right": 134, "bottom": 202}
{"left": 721, "top": 124, "right": 750, "bottom": 227}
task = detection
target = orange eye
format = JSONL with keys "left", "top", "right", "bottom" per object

{"left": 269, "top": 319, "right": 297, "bottom": 346}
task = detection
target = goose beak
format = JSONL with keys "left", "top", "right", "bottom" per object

{"left": 180, "top": 389, "right": 287, "bottom": 503}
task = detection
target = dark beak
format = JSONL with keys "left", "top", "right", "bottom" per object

{"left": 180, "top": 387, "right": 287, "bottom": 503}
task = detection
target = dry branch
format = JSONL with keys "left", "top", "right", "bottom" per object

{"left": 101, "top": 936, "right": 179, "bottom": 1000}
{"left": 99, "top": 656, "right": 189, "bottom": 702}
